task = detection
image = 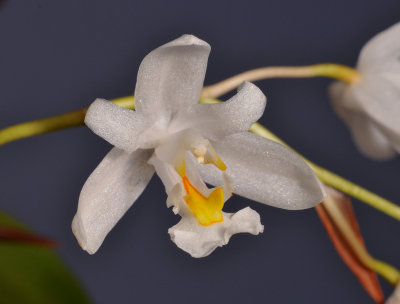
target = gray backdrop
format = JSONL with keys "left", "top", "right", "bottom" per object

{"left": 1, "top": 0, "right": 400, "bottom": 303}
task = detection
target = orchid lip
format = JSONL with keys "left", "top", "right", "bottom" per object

{"left": 174, "top": 145, "right": 228, "bottom": 226}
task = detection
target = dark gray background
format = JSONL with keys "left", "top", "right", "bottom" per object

{"left": 1, "top": 0, "right": 400, "bottom": 303}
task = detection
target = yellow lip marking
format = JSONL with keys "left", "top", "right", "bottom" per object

{"left": 182, "top": 176, "right": 224, "bottom": 226}
{"left": 174, "top": 145, "right": 227, "bottom": 226}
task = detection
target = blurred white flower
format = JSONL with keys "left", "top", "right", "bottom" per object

{"left": 72, "top": 35, "right": 325, "bottom": 258}
{"left": 387, "top": 284, "right": 400, "bottom": 304}
{"left": 330, "top": 22, "right": 400, "bottom": 160}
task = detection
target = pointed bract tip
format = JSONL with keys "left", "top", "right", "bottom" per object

{"left": 164, "top": 34, "right": 211, "bottom": 50}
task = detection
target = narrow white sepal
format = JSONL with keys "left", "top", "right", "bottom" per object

{"left": 85, "top": 99, "right": 150, "bottom": 153}
{"left": 134, "top": 34, "right": 211, "bottom": 119}
{"left": 72, "top": 148, "right": 154, "bottom": 254}
{"left": 170, "top": 81, "right": 266, "bottom": 140}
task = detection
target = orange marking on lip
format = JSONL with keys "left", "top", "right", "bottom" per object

{"left": 182, "top": 176, "right": 224, "bottom": 226}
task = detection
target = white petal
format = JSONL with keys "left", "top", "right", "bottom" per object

{"left": 199, "top": 132, "right": 326, "bottom": 210}
{"left": 168, "top": 207, "right": 263, "bottom": 258}
{"left": 147, "top": 154, "right": 181, "bottom": 195}
{"left": 170, "top": 81, "right": 266, "bottom": 140}
{"left": 329, "top": 22, "right": 400, "bottom": 160}
{"left": 85, "top": 99, "right": 150, "bottom": 152}
{"left": 348, "top": 114, "right": 396, "bottom": 160}
{"left": 342, "top": 77, "right": 400, "bottom": 135}
{"left": 357, "top": 22, "right": 400, "bottom": 74}
{"left": 329, "top": 80, "right": 399, "bottom": 159}
{"left": 134, "top": 35, "right": 210, "bottom": 119}
{"left": 72, "top": 148, "right": 154, "bottom": 254}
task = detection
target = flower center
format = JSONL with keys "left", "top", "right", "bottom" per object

{"left": 175, "top": 147, "right": 227, "bottom": 226}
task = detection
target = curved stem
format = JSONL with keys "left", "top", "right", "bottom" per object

{"left": 1, "top": 95, "right": 400, "bottom": 224}
{"left": 0, "top": 108, "right": 87, "bottom": 146}
{"left": 201, "top": 64, "right": 361, "bottom": 98}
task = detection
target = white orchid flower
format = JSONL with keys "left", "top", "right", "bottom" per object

{"left": 329, "top": 22, "right": 400, "bottom": 160}
{"left": 72, "top": 34, "right": 326, "bottom": 258}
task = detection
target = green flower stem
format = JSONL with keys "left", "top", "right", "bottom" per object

{"left": 0, "top": 97, "right": 135, "bottom": 146}
{"left": 0, "top": 108, "right": 86, "bottom": 146}
{"left": 1, "top": 95, "right": 400, "bottom": 224}
{"left": 201, "top": 64, "right": 361, "bottom": 98}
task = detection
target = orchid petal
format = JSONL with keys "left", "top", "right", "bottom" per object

{"left": 337, "top": 77, "right": 400, "bottom": 135}
{"left": 168, "top": 207, "right": 263, "bottom": 258}
{"left": 329, "top": 80, "right": 399, "bottom": 159}
{"left": 134, "top": 34, "right": 210, "bottom": 119}
{"left": 347, "top": 114, "right": 396, "bottom": 160}
{"left": 85, "top": 99, "right": 150, "bottom": 152}
{"left": 328, "top": 23, "right": 400, "bottom": 160}
{"left": 72, "top": 148, "right": 154, "bottom": 254}
{"left": 199, "top": 132, "right": 326, "bottom": 210}
{"left": 358, "top": 22, "right": 400, "bottom": 74}
{"left": 170, "top": 81, "right": 266, "bottom": 140}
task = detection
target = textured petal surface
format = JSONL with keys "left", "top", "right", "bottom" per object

{"left": 169, "top": 207, "right": 263, "bottom": 258}
{"left": 170, "top": 81, "right": 266, "bottom": 140}
{"left": 199, "top": 132, "right": 326, "bottom": 210}
{"left": 85, "top": 99, "right": 150, "bottom": 152}
{"left": 72, "top": 148, "right": 154, "bottom": 254}
{"left": 329, "top": 81, "right": 399, "bottom": 160}
{"left": 358, "top": 22, "right": 400, "bottom": 74}
{"left": 134, "top": 34, "right": 210, "bottom": 119}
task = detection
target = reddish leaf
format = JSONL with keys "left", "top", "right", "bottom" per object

{"left": 0, "top": 227, "right": 57, "bottom": 248}
{"left": 316, "top": 186, "right": 384, "bottom": 304}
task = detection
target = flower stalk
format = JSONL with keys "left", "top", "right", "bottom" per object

{"left": 200, "top": 64, "right": 361, "bottom": 98}
{"left": 0, "top": 97, "right": 134, "bottom": 146}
